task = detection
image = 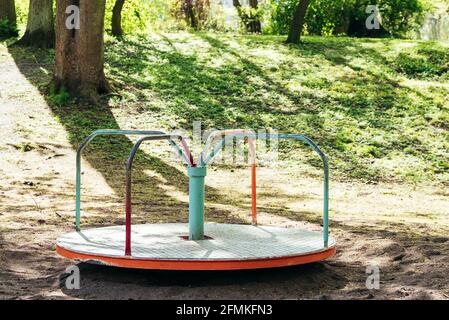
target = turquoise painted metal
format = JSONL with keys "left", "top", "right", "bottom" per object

{"left": 75, "top": 129, "right": 188, "bottom": 231}
{"left": 75, "top": 130, "right": 329, "bottom": 249}
{"left": 187, "top": 166, "right": 207, "bottom": 240}
{"left": 202, "top": 133, "right": 329, "bottom": 248}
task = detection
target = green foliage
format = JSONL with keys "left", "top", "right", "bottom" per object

{"left": 104, "top": 0, "right": 179, "bottom": 33}
{"left": 48, "top": 84, "right": 70, "bottom": 106}
{"left": 0, "top": 19, "right": 18, "bottom": 39}
{"left": 234, "top": 4, "right": 263, "bottom": 33}
{"left": 203, "top": 1, "right": 231, "bottom": 32}
{"left": 306, "top": 0, "right": 352, "bottom": 35}
{"left": 263, "top": 0, "right": 297, "bottom": 35}
{"left": 349, "top": 0, "right": 427, "bottom": 38}
{"left": 14, "top": 0, "right": 29, "bottom": 29}
{"left": 264, "top": 0, "right": 428, "bottom": 37}
{"left": 169, "top": 0, "right": 211, "bottom": 31}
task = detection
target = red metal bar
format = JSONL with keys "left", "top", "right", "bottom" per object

{"left": 251, "top": 163, "right": 257, "bottom": 225}
{"left": 248, "top": 138, "right": 257, "bottom": 225}
{"left": 124, "top": 134, "right": 181, "bottom": 256}
{"left": 125, "top": 169, "right": 132, "bottom": 256}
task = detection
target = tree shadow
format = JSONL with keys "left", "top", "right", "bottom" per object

{"left": 4, "top": 35, "right": 447, "bottom": 299}
{"left": 58, "top": 261, "right": 349, "bottom": 299}
{"left": 6, "top": 46, "right": 252, "bottom": 228}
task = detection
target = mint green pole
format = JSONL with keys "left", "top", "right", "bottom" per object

{"left": 188, "top": 166, "right": 207, "bottom": 240}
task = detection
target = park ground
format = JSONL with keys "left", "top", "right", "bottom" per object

{"left": 0, "top": 32, "right": 448, "bottom": 299}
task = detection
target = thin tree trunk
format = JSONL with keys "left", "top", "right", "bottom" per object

{"left": 15, "top": 0, "right": 54, "bottom": 48}
{"left": 54, "top": 0, "right": 110, "bottom": 103}
{"left": 233, "top": 0, "right": 261, "bottom": 33}
{"left": 111, "top": 0, "right": 125, "bottom": 37}
{"left": 286, "top": 0, "right": 310, "bottom": 44}
{"left": 0, "top": 0, "right": 17, "bottom": 37}
{"left": 184, "top": 0, "right": 196, "bottom": 29}
{"left": 249, "top": 0, "right": 261, "bottom": 33}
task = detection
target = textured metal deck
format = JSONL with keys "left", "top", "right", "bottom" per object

{"left": 57, "top": 223, "right": 335, "bottom": 260}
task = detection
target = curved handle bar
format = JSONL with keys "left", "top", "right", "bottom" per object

{"left": 200, "top": 129, "right": 256, "bottom": 166}
{"left": 75, "top": 129, "right": 193, "bottom": 231}
{"left": 203, "top": 133, "right": 329, "bottom": 248}
{"left": 125, "top": 134, "right": 187, "bottom": 255}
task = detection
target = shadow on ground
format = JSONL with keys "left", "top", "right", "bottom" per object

{"left": 59, "top": 262, "right": 348, "bottom": 299}
{"left": 2, "top": 36, "right": 448, "bottom": 299}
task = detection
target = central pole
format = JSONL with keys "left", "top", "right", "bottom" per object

{"left": 187, "top": 166, "right": 206, "bottom": 240}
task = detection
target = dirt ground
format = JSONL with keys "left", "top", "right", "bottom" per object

{"left": 1, "top": 45, "right": 449, "bottom": 300}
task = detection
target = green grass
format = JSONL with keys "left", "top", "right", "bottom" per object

{"left": 5, "top": 32, "right": 449, "bottom": 185}
{"left": 101, "top": 32, "right": 449, "bottom": 185}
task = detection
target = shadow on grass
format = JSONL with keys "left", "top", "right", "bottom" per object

{"left": 6, "top": 46, "right": 249, "bottom": 227}
{"left": 4, "top": 36, "right": 448, "bottom": 299}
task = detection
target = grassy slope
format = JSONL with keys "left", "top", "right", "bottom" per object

{"left": 99, "top": 32, "right": 448, "bottom": 185}
{"left": 5, "top": 32, "right": 448, "bottom": 185}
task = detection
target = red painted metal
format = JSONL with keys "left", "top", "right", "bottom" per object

{"left": 251, "top": 163, "right": 257, "bottom": 225}
{"left": 125, "top": 173, "right": 132, "bottom": 256}
{"left": 179, "top": 138, "right": 195, "bottom": 166}
{"left": 248, "top": 138, "right": 257, "bottom": 225}
{"left": 56, "top": 245, "right": 336, "bottom": 271}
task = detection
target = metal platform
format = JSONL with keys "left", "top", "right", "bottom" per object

{"left": 56, "top": 223, "right": 336, "bottom": 270}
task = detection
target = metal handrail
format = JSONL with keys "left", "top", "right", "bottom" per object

{"left": 203, "top": 133, "right": 329, "bottom": 248}
{"left": 124, "top": 134, "right": 189, "bottom": 255}
{"left": 75, "top": 130, "right": 193, "bottom": 231}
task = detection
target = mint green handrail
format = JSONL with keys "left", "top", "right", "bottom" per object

{"left": 203, "top": 133, "right": 330, "bottom": 248}
{"left": 75, "top": 129, "right": 190, "bottom": 231}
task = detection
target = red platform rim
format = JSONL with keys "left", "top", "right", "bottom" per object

{"left": 56, "top": 245, "right": 336, "bottom": 271}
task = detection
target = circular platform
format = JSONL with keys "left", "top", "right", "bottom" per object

{"left": 56, "top": 223, "right": 336, "bottom": 270}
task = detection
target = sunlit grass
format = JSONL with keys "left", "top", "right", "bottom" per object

{"left": 100, "top": 33, "right": 449, "bottom": 185}
{"left": 3, "top": 32, "right": 447, "bottom": 185}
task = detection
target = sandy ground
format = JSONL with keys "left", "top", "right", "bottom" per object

{"left": 1, "top": 45, "right": 449, "bottom": 300}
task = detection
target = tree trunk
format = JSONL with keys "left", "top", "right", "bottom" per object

{"left": 249, "top": 0, "right": 261, "bottom": 33}
{"left": 0, "top": 0, "right": 16, "bottom": 24}
{"left": 54, "top": 0, "right": 110, "bottom": 103}
{"left": 0, "top": 0, "right": 17, "bottom": 37}
{"left": 111, "top": 0, "right": 125, "bottom": 37}
{"left": 15, "top": 0, "right": 54, "bottom": 48}
{"left": 184, "top": 0, "right": 197, "bottom": 29}
{"left": 286, "top": 0, "right": 311, "bottom": 44}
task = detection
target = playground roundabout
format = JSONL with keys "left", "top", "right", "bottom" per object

{"left": 56, "top": 129, "right": 335, "bottom": 270}
{"left": 57, "top": 223, "right": 336, "bottom": 270}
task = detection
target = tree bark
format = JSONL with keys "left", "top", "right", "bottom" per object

{"left": 0, "top": 0, "right": 17, "bottom": 37}
{"left": 15, "top": 0, "right": 54, "bottom": 48}
{"left": 111, "top": 0, "right": 125, "bottom": 37}
{"left": 54, "top": 0, "right": 110, "bottom": 103}
{"left": 0, "top": 0, "right": 16, "bottom": 24}
{"left": 286, "top": 0, "right": 311, "bottom": 44}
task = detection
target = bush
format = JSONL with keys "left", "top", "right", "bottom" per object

{"left": 104, "top": 0, "right": 180, "bottom": 34}
{"left": 0, "top": 18, "right": 18, "bottom": 39}
{"left": 306, "top": 0, "right": 353, "bottom": 35}
{"left": 263, "top": 0, "right": 297, "bottom": 35}
{"left": 348, "top": 0, "right": 427, "bottom": 38}
{"left": 264, "top": 0, "right": 428, "bottom": 38}
{"left": 48, "top": 84, "right": 70, "bottom": 106}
